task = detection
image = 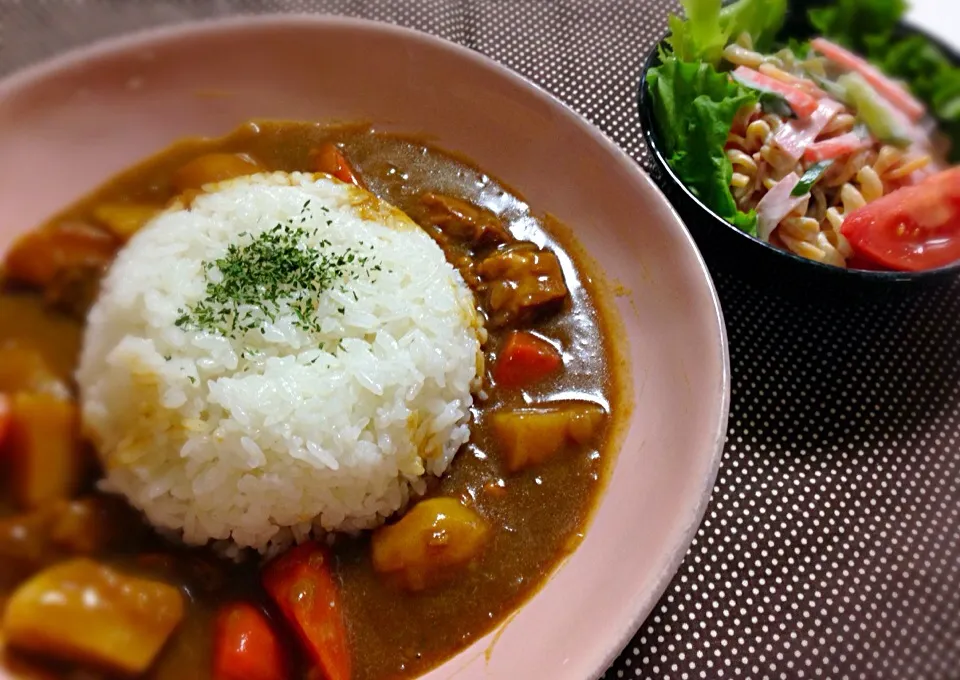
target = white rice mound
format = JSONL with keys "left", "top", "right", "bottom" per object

{"left": 77, "top": 172, "right": 484, "bottom": 554}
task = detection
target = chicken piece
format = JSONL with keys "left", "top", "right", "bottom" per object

{"left": 6, "top": 393, "right": 82, "bottom": 509}
{"left": 0, "top": 509, "right": 51, "bottom": 590}
{"left": 490, "top": 401, "right": 607, "bottom": 473}
{"left": 4, "top": 222, "right": 117, "bottom": 292}
{"left": 371, "top": 497, "right": 490, "bottom": 591}
{"left": 2, "top": 558, "right": 184, "bottom": 675}
{"left": 45, "top": 266, "right": 104, "bottom": 319}
{"left": 418, "top": 193, "right": 511, "bottom": 247}
{"left": 0, "top": 497, "right": 139, "bottom": 593}
{"left": 133, "top": 552, "right": 227, "bottom": 598}
{"left": 48, "top": 497, "right": 138, "bottom": 556}
{"left": 477, "top": 243, "right": 568, "bottom": 326}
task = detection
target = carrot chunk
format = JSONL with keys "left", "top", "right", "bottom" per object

{"left": 213, "top": 603, "right": 288, "bottom": 680}
{"left": 493, "top": 331, "right": 563, "bottom": 388}
{"left": 262, "top": 542, "right": 351, "bottom": 680}
{"left": 310, "top": 143, "right": 366, "bottom": 189}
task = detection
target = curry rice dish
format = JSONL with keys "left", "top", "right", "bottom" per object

{"left": 0, "top": 122, "right": 627, "bottom": 680}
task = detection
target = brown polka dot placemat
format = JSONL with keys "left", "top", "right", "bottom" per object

{"left": 2, "top": 1, "right": 958, "bottom": 678}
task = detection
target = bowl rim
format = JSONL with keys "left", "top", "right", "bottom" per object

{"left": 637, "top": 23, "right": 960, "bottom": 283}
{"left": 0, "top": 14, "right": 731, "bottom": 680}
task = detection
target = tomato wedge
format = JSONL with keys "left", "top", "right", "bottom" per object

{"left": 841, "top": 167, "right": 960, "bottom": 271}
{"left": 262, "top": 542, "right": 351, "bottom": 680}
{"left": 213, "top": 603, "right": 288, "bottom": 680}
{"left": 493, "top": 331, "right": 563, "bottom": 388}
{"left": 311, "top": 143, "right": 366, "bottom": 189}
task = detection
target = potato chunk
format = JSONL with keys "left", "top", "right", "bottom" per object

{"left": 3, "top": 558, "right": 184, "bottom": 675}
{"left": 92, "top": 202, "right": 160, "bottom": 241}
{"left": 0, "top": 343, "right": 70, "bottom": 399}
{"left": 371, "top": 498, "right": 490, "bottom": 591}
{"left": 172, "top": 153, "right": 262, "bottom": 192}
{"left": 6, "top": 393, "right": 82, "bottom": 509}
{"left": 490, "top": 401, "right": 607, "bottom": 473}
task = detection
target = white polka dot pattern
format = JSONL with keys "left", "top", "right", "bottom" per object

{"left": 2, "top": 2, "right": 959, "bottom": 678}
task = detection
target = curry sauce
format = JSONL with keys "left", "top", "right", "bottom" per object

{"left": 0, "top": 122, "right": 625, "bottom": 680}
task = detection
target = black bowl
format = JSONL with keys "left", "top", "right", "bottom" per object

{"left": 637, "top": 5, "right": 960, "bottom": 300}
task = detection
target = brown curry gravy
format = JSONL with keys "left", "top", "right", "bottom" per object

{"left": 0, "top": 122, "right": 628, "bottom": 680}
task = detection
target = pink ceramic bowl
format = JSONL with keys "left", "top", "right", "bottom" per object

{"left": 0, "top": 16, "right": 729, "bottom": 680}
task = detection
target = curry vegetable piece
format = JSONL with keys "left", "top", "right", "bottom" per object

{"left": 6, "top": 393, "right": 82, "bottom": 509}
{"left": 493, "top": 330, "right": 563, "bottom": 388}
{"left": 311, "top": 142, "right": 367, "bottom": 189}
{"left": 213, "top": 602, "right": 288, "bottom": 680}
{"left": 0, "top": 343, "right": 71, "bottom": 399}
{"left": 92, "top": 202, "right": 161, "bottom": 241}
{"left": 172, "top": 152, "right": 263, "bottom": 192}
{"left": 491, "top": 402, "right": 607, "bottom": 473}
{"left": 371, "top": 497, "right": 490, "bottom": 592}
{"left": 2, "top": 558, "right": 185, "bottom": 675}
{"left": 262, "top": 542, "right": 351, "bottom": 680}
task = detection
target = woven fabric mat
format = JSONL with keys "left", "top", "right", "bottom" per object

{"left": 2, "top": 2, "right": 959, "bottom": 679}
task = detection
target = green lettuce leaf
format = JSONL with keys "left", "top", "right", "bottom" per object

{"left": 809, "top": 1, "right": 960, "bottom": 161}
{"left": 719, "top": 0, "right": 787, "bottom": 53}
{"left": 809, "top": 0, "right": 906, "bottom": 53}
{"left": 648, "top": 56, "right": 758, "bottom": 235}
{"left": 867, "top": 35, "right": 960, "bottom": 125}
{"left": 664, "top": 0, "right": 788, "bottom": 65}
{"left": 665, "top": 0, "right": 728, "bottom": 65}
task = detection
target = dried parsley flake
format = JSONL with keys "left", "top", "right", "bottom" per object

{"left": 175, "top": 205, "right": 377, "bottom": 339}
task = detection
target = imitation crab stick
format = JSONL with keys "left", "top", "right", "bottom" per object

{"left": 731, "top": 66, "right": 820, "bottom": 119}
{"left": 811, "top": 38, "right": 927, "bottom": 122}
{"left": 803, "top": 131, "right": 872, "bottom": 162}
{"left": 757, "top": 63, "right": 829, "bottom": 99}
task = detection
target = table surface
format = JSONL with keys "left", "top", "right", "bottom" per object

{"left": 1, "top": 2, "right": 958, "bottom": 680}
